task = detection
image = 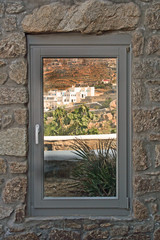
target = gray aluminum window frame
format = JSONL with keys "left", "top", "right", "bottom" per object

{"left": 28, "top": 34, "right": 132, "bottom": 217}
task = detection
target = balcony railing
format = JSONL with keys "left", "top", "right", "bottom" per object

{"left": 44, "top": 133, "right": 116, "bottom": 141}
{"left": 44, "top": 133, "right": 116, "bottom": 162}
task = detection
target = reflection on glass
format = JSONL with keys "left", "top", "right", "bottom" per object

{"left": 43, "top": 58, "right": 117, "bottom": 197}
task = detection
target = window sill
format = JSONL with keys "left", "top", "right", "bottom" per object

{"left": 25, "top": 215, "right": 133, "bottom": 222}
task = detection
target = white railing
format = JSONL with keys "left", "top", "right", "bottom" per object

{"left": 44, "top": 134, "right": 117, "bottom": 163}
{"left": 44, "top": 133, "right": 116, "bottom": 141}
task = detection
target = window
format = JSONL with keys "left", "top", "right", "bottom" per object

{"left": 28, "top": 34, "right": 131, "bottom": 216}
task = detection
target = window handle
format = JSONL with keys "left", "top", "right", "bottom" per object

{"left": 35, "top": 124, "right": 40, "bottom": 144}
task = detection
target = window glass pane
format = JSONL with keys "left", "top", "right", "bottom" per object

{"left": 43, "top": 58, "right": 117, "bottom": 198}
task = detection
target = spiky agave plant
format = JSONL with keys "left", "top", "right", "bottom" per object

{"left": 71, "top": 139, "right": 116, "bottom": 197}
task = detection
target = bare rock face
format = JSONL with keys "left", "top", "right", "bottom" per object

{"left": 83, "top": 229, "right": 109, "bottom": 240}
{"left": 134, "top": 175, "right": 160, "bottom": 195}
{"left": 22, "top": 0, "right": 140, "bottom": 33}
{"left": 133, "top": 223, "right": 153, "bottom": 233}
{"left": 0, "top": 33, "right": 26, "bottom": 58}
{"left": 0, "top": 206, "right": 13, "bottom": 220}
{"left": 150, "top": 134, "right": 160, "bottom": 141}
{"left": 4, "top": 233, "right": 39, "bottom": 240}
{"left": 154, "top": 228, "right": 160, "bottom": 240}
{"left": 0, "top": 109, "right": 13, "bottom": 129}
{"left": 0, "top": 3, "right": 4, "bottom": 17}
{"left": 149, "top": 87, "right": 160, "bottom": 102}
{"left": 14, "top": 108, "right": 28, "bottom": 125}
{"left": 2, "top": 177, "right": 27, "bottom": 203}
{"left": 3, "top": 16, "right": 17, "bottom": 32}
{"left": 133, "top": 108, "right": 160, "bottom": 133}
{"left": 151, "top": 203, "right": 158, "bottom": 215}
{"left": 9, "top": 59, "right": 27, "bottom": 85}
{"left": 133, "top": 140, "right": 150, "bottom": 171}
{"left": 22, "top": 3, "right": 69, "bottom": 33}
{"left": 133, "top": 199, "right": 148, "bottom": 220}
{"left": 154, "top": 215, "right": 160, "bottom": 222}
{"left": 110, "top": 226, "right": 128, "bottom": 237}
{"left": 127, "top": 234, "right": 150, "bottom": 240}
{"left": 0, "top": 60, "right": 6, "bottom": 67}
{"left": 132, "top": 31, "right": 144, "bottom": 57}
{"left": 0, "top": 87, "right": 28, "bottom": 104}
{"left": 145, "top": 3, "right": 160, "bottom": 30}
{"left": 146, "top": 35, "right": 160, "bottom": 56}
{"left": 6, "top": 2, "right": 25, "bottom": 14}
{"left": 65, "top": 220, "right": 81, "bottom": 229}
{"left": 0, "top": 128, "right": 27, "bottom": 156}
{"left": 140, "top": 0, "right": 152, "bottom": 2}
{"left": 132, "top": 80, "right": 145, "bottom": 106}
{"left": 155, "top": 145, "right": 160, "bottom": 168}
{"left": 0, "top": 158, "right": 7, "bottom": 174}
{"left": 9, "top": 161, "right": 27, "bottom": 174}
{"left": 0, "top": 72, "right": 7, "bottom": 85}
{"left": 133, "top": 58, "right": 160, "bottom": 79}
{"left": 14, "top": 204, "right": 26, "bottom": 223}
{"left": 49, "top": 229, "right": 81, "bottom": 240}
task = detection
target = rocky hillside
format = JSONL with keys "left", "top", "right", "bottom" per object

{"left": 43, "top": 58, "right": 116, "bottom": 92}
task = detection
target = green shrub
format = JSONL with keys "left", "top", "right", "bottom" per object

{"left": 44, "top": 105, "right": 99, "bottom": 136}
{"left": 71, "top": 139, "right": 116, "bottom": 197}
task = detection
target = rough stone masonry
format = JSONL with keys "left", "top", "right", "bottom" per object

{"left": 0, "top": 0, "right": 160, "bottom": 239}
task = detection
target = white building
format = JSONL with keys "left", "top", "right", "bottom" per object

{"left": 44, "top": 86, "right": 95, "bottom": 111}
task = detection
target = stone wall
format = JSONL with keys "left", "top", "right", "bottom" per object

{"left": 0, "top": 0, "right": 160, "bottom": 239}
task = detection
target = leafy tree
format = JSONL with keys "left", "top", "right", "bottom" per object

{"left": 44, "top": 105, "right": 99, "bottom": 136}
{"left": 67, "top": 105, "right": 95, "bottom": 135}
